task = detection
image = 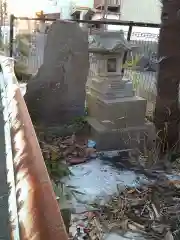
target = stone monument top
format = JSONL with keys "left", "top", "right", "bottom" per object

{"left": 89, "top": 30, "right": 132, "bottom": 54}
{"left": 87, "top": 30, "right": 134, "bottom": 100}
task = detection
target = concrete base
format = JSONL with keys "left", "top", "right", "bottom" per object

{"left": 87, "top": 93, "right": 147, "bottom": 129}
{"left": 88, "top": 117, "right": 155, "bottom": 151}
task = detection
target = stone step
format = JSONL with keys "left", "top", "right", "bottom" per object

{"left": 87, "top": 116, "right": 107, "bottom": 133}
{"left": 92, "top": 82, "right": 132, "bottom": 90}
{"left": 93, "top": 83, "right": 125, "bottom": 87}
{"left": 87, "top": 117, "right": 149, "bottom": 151}
{"left": 105, "top": 89, "right": 126, "bottom": 93}
{"left": 90, "top": 88, "right": 133, "bottom": 99}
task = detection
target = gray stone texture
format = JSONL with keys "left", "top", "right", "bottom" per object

{"left": 24, "top": 20, "right": 89, "bottom": 125}
{"left": 87, "top": 93, "right": 147, "bottom": 129}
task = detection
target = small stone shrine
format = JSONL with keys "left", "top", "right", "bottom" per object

{"left": 87, "top": 30, "right": 147, "bottom": 150}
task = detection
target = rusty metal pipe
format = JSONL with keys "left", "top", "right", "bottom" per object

{"left": 10, "top": 83, "right": 68, "bottom": 240}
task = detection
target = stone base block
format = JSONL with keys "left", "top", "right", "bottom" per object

{"left": 87, "top": 117, "right": 155, "bottom": 151}
{"left": 87, "top": 93, "right": 147, "bottom": 129}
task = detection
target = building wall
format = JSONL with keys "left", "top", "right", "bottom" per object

{"left": 92, "top": 0, "right": 161, "bottom": 24}
{"left": 9, "top": 0, "right": 161, "bottom": 23}
{"left": 59, "top": 0, "right": 94, "bottom": 19}
{"left": 92, "top": 13, "right": 120, "bottom": 21}
{"left": 73, "top": 0, "right": 94, "bottom": 7}
{"left": 120, "top": 0, "right": 161, "bottom": 24}
{"left": 94, "top": 0, "right": 102, "bottom": 8}
{"left": 94, "top": 0, "right": 121, "bottom": 8}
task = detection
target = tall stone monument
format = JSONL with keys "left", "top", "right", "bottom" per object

{"left": 87, "top": 31, "right": 147, "bottom": 150}
{"left": 24, "top": 20, "right": 89, "bottom": 125}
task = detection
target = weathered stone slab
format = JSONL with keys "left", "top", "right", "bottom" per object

{"left": 88, "top": 116, "right": 150, "bottom": 151}
{"left": 87, "top": 93, "right": 146, "bottom": 129}
{"left": 24, "top": 20, "right": 89, "bottom": 125}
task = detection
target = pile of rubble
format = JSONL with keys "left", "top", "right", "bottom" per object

{"left": 87, "top": 175, "right": 180, "bottom": 240}
{"left": 36, "top": 130, "right": 180, "bottom": 240}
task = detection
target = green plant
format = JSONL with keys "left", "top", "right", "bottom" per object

{"left": 39, "top": 134, "right": 86, "bottom": 233}
{"left": 123, "top": 54, "right": 140, "bottom": 69}
{"left": 52, "top": 182, "right": 83, "bottom": 208}
{"left": 52, "top": 181, "right": 84, "bottom": 233}
{"left": 34, "top": 115, "right": 88, "bottom": 138}
{"left": 70, "top": 116, "right": 87, "bottom": 128}
{"left": 45, "top": 158, "right": 72, "bottom": 182}
{"left": 129, "top": 71, "right": 141, "bottom": 90}
{"left": 44, "top": 155, "right": 73, "bottom": 232}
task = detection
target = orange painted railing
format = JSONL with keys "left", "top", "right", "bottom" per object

{"left": 0, "top": 57, "right": 68, "bottom": 239}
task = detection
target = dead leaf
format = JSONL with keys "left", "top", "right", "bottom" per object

{"left": 63, "top": 146, "right": 76, "bottom": 157}
{"left": 51, "top": 150, "right": 59, "bottom": 161}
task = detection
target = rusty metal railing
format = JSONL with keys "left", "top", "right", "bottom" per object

{"left": 0, "top": 56, "right": 68, "bottom": 240}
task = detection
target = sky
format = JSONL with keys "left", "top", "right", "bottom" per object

{"left": 9, "top": 0, "right": 60, "bottom": 16}
{"left": 8, "top": 0, "right": 94, "bottom": 17}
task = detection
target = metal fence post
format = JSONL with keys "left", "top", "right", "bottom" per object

{"left": 121, "top": 23, "right": 133, "bottom": 75}
{"left": 9, "top": 14, "right": 15, "bottom": 57}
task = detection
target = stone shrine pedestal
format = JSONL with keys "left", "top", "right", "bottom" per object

{"left": 87, "top": 31, "right": 148, "bottom": 150}
{"left": 87, "top": 93, "right": 147, "bottom": 150}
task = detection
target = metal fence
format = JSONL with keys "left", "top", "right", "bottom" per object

{"left": 9, "top": 16, "right": 160, "bottom": 108}
{"left": 123, "top": 29, "right": 158, "bottom": 103}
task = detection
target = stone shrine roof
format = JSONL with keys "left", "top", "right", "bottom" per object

{"left": 89, "top": 30, "right": 135, "bottom": 53}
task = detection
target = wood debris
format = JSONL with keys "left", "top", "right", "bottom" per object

{"left": 87, "top": 174, "right": 180, "bottom": 240}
